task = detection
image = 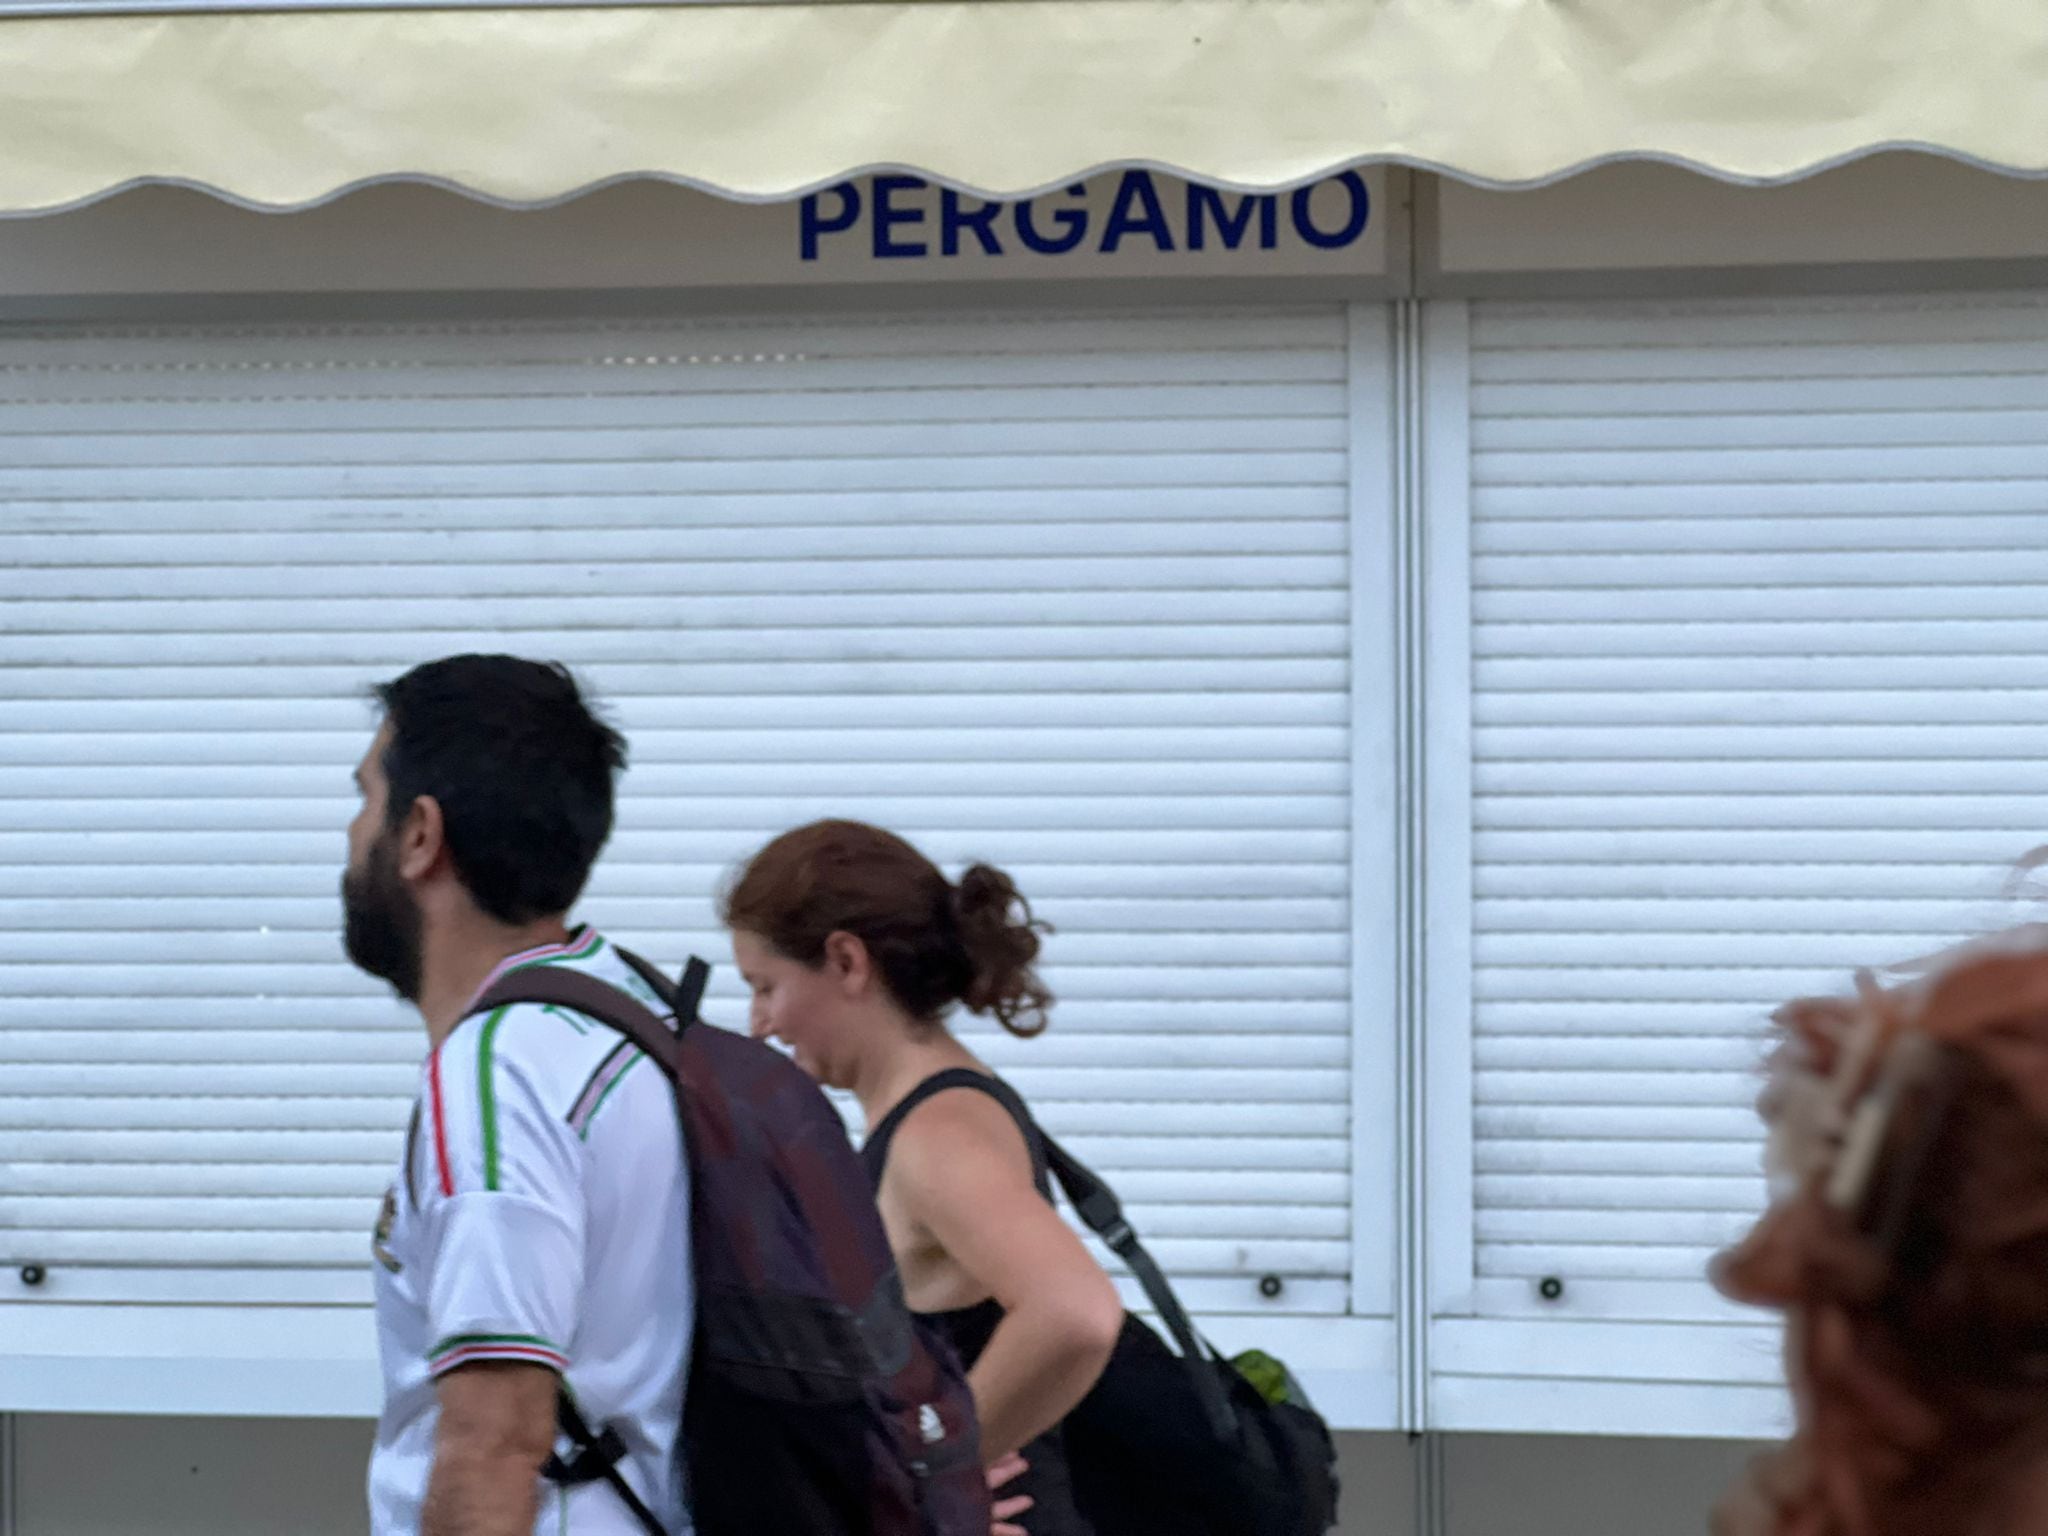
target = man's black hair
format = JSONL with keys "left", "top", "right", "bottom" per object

{"left": 373, "top": 654, "right": 628, "bottom": 925}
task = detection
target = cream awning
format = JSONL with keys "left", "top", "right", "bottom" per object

{"left": 1, "top": 0, "right": 2044, "bottom": 214}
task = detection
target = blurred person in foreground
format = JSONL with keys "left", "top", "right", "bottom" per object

{"left": 1712, "top": 921, "right": 2048, "bottom": 1536}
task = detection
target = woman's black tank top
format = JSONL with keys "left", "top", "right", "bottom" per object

{"left": 861, "top": 1068, "right": 1096, "bottom": 1536}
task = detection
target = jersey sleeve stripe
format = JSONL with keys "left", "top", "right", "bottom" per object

{"left": 427, "top": 1333, "right": 569, "bottom": 1375}
{"left": 427, "top": 1046, "right": 456, "bottom": 1198}
{"left": 476, "top": 1005, "right": 511, "bottom": 1192}
{"left": 431, "top": 1343, "right": 566, "bottom": 1374}
{"left": 571, "top": 1047, "right": 649, "bottom": 1142}
{"left": 567, "top": 1038, "right": 638, "bottom": 1134}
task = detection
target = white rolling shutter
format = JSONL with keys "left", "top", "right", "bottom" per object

{"left": 1467, "top": 292, "right": 2048, "bottom": 1316}
{"left": 0, "top": 306, "right": 1357, "bottom": 1317}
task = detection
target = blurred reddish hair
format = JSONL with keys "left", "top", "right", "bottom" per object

{"left": 1713, "top": 929, "right": 2048, "bottom": 1536}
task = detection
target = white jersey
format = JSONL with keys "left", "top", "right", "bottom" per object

{"left": 370, "top": 928, "right": 693, "bottom": 1536}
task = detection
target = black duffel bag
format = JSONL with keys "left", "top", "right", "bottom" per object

{"left": 1043, "top": 1138, "right": 1341, "bottom": 1536}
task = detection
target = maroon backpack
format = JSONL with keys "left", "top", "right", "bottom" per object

{"left": 470, "top": 952, "right": 991, "bottom": 1536}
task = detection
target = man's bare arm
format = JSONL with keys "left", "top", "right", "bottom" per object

{"left": 422, "top": 1361, "right": 558, "bottom": 1536}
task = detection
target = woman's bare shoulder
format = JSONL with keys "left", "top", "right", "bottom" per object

{"left": 885, "top": 1081, "right": 1038, "bottom": 1197}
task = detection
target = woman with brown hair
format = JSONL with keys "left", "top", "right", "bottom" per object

{"left": 1712, "top": 926, "right": 2048, "bottom": 1536}
{"left": 722, "top": 819, "right": 1125, "bottom": 1536}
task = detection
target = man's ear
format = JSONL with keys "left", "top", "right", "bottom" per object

{"left": 822, "top": 930, "right": 875, "bottom": 998}
{"left": 394, "top": 795, "right": 448, "bottom": 883}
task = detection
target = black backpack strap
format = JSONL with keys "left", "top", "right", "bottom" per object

{"left": 1041, "top": 1133, "right": 1239, "bottom": 1443}
{"left": 465, "top": 953, "right": 706, "bottom": 1536}
{"left": 545, "top": 1393, "right": 665, "bottom": 1536}
{"left": 864, "top": 1068, "right": 1051, "bottom": 1196}
{"left": 611, "top": 948, "right": 710, "bottom": 1028}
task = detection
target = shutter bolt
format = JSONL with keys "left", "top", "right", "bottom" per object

{"left": 20, "top": 1264, "right": 46, "bottom": 1288}
{"left": 1258, "top": 1274, "right": 1285, "bottom": 1300}
{"left": 1537, "top": 1276, "right": 1565, "bottom": 1303}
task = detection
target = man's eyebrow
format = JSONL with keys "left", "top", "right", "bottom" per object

{"left": 351, "top": 767, "right": 364, "bottom": 788}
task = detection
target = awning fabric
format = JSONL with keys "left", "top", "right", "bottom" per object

{"left": 1, "top": 0, "right": 2044, "bottom": 215}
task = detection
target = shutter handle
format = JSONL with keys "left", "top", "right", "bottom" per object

{"left": 20, "top": 1263, "right": 47, "bottom": 1288}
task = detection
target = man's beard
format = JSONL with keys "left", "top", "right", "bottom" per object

{"left": 342, "top": 832, "right": 423, "bottom": 1003}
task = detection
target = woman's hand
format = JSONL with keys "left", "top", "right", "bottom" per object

{"left": 988, "top": 1452, "right": 1034, "bottom": 1536}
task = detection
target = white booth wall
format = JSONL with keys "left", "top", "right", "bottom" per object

{"left": 3, "top": 153, "right": 2045, "bottom": 1533}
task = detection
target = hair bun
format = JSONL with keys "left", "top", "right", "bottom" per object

{"left": 952, "top": 863, "right": 1053, "bottom": 1037}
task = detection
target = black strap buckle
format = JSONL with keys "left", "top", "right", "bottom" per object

{"left": 543, "top": 1392, "right": 665, "bottom": 1535}
{"left": 543, "top": 1423, "right": 630, "bottom": 1487}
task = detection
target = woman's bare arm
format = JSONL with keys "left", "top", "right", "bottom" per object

{"left": 887, "top": 1092, "right": 1124, "bottom": 1462}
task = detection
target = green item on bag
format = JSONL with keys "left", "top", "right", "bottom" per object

{"left": 1231, "top": 1348, "right": 1311, "bottom": 1409}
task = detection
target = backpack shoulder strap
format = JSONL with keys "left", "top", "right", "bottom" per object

{"left": 468, "top": 960, "right": 684, "bottom": 1078}
{"left": 1040, "top": 1132, "right": 1238, "bottom": 1441}
{"left": 614, "top": 949, "right": 710, "bottom": 1029}
{"left": 863, "top": 1068, "right": 1050, "bottom": 1195}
